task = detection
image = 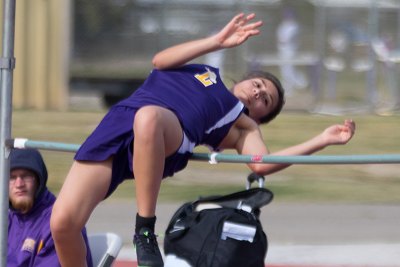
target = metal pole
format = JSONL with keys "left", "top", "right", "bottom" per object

{"left": 0, "top": 0, "right": 16, "bottom": 265}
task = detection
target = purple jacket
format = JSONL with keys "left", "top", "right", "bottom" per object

{"left": 8, "top": 189, "right": 93, "bottom": 267}
{"left": 8, "top": 148, "right": 93, "bottom": 267}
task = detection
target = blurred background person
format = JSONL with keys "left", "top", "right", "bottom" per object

{"left": 8, "top": 148, "right": 93, "bottom": 267}
{"left": 276, "top": 7, "right": 308, "bottom": 95}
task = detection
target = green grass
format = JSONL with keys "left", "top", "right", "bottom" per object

{"left": 11, "top": 109, "right": 400, "bottom": 204}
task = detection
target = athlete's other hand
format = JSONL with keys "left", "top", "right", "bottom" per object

{"left": 321, "top": 119, "right": 356, "bottom": 146}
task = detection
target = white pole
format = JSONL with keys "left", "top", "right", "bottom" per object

{"left": 0, "top": 0, "right": 16, "bottom": 265}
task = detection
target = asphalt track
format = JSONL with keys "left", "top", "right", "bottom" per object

{"left": 86, "top": 200, "right": 400, "bottom": 267}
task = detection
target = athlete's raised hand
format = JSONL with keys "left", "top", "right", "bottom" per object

{"left": 215, "top": 13, "right": 263, "bottom": 49}
{"left": 152, "top": 12, "right": 263, "bottom": 70}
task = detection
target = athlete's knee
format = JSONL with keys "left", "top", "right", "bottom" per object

{"left": 134, "top": 106, "right": 165, "bottom": 137}
{"left": 135, "top": 106, "right": 164, "bottom": 125}
{"left": 50, "top": 201, "right": 82, "bottom": 240}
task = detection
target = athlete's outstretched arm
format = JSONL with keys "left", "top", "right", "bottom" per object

{"left": 226, "top": 117, "right": 356, "bottom": 176}
{"left": 152, "top": 13, "right": 263, "bottom": 70}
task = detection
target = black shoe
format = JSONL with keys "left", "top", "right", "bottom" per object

{"left": 134, "top": 227, "right": 164, "bottom": 267}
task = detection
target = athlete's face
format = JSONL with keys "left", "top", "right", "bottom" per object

{"left": 9, "top": 169, "right": 38, "bottom": 214}
{"left": 232, "top": 77, "right": 279, "bottom": 123}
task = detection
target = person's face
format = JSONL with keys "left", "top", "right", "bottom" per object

{"left": 232, "top": 77, "right": 279, "bottom": 123}
{"left": 9, "top": 169, "right": 38, "bottom": 214}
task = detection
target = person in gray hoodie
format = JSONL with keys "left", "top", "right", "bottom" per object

{"left": 8, "top": 148, "right": 93, "bottom": 267}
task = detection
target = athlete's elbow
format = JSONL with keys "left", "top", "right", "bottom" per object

{"left": 250, "top": 165, "right": 266, "bottom": 176}
{"left": 250, "top": 164, "right": 279, "bottom": 176}
{"left": 152, "top": 55, "right": 164, "bottom": 69}
{"left": 153, "top": 53, "right": 176, "bottom": 70}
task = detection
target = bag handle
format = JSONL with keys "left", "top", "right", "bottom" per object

{"left": 195, "top": 187, "right": 273, "bottom": 211}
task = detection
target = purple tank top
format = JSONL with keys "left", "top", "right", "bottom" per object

{"left": 117, "top": 64, "right": 244, "bottom": 150}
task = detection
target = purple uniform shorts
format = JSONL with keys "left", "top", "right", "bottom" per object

{"left": 75, "top": 105, "right": 191, "bottom": 198}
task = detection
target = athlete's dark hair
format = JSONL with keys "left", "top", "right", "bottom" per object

{"left": 242, "top": 71, "right": 286, "bottom": 124}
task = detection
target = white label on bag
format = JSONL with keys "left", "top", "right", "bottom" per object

{"left": 194, "top": 203, "right": 222, "bottom": 212}
{"left": 221, "top": 221, "right": 256, "bottom": 242}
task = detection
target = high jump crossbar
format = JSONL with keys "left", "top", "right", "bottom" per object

{"left": 6, "top": 138, "right": 400, "bottom": 165}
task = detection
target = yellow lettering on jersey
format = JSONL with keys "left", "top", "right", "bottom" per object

{"left": 195, "top": 72, "right": 213, "bottom": 87}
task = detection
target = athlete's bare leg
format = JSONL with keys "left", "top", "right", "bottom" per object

{"left": 50, "top": 159, "right": 112, "bottom": 267}
{"left": 133, "top": 106, "right": 183, "bottom": 217}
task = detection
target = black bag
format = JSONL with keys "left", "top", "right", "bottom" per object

{"left": 164, "top": 187, "right": 273, "bottom": 267}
